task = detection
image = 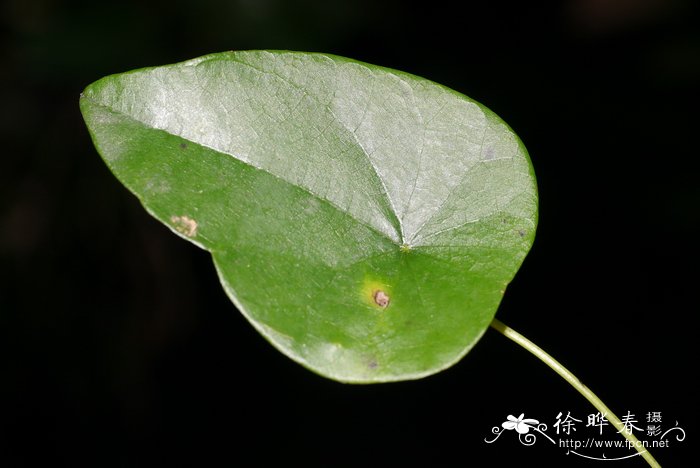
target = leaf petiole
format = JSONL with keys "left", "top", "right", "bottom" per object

{"left": 490, "top": 318, "right": 660, "bottom": 467}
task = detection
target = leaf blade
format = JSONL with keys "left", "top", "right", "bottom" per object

{"left": 81, "top": 50, "right": 537, "bottom": 382}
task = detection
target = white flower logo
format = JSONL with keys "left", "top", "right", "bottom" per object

{"left": 486, "top": 412, "right": 555, "bottom": 446}
{"left": 502, "top": 413, "right": 540, "bottom": 434}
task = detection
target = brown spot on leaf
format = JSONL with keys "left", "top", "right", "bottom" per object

{"left": 373, "top": 290, "right": 390, "bottom": 308}
{"left": 518, "top": 230, "right": 525, "bottom": 237}
{"left": 170, "top": 215, "right": 197, "bottom": 237}
{"left": 368, "top": 359, "right": 378, "bottom": 369}
{"left": 179, "top": 143, "right": 188, "bottom": 149}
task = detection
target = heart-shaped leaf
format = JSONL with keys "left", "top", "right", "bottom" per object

{"left": 80, "top": 51, "right": 537, "bottom": 382}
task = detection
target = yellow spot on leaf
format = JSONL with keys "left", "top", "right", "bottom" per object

{"left": 373, "top": 290, "right": 390, "bottom": 308}
{"left": 170, "top": 215, "right": 198, "bottom": 237}
{"left": 361, "top": 277, "right": 392, "bottom": 310}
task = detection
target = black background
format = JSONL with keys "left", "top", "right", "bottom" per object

{"left": 1, "top": 0, "right": 698, "bottom": 466}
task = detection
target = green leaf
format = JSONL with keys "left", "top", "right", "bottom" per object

{"left": 80, "top": 51, "right": 537, "bottom": 383}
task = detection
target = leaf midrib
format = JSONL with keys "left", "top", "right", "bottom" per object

{"left": 82, "top": 94, "right": 400, "bottom": 248}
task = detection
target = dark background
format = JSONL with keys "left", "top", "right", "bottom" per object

{"left": 1, "top": 0, "right": 698, "bottom": 466}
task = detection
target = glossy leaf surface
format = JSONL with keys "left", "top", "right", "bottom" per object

{"left": 80, "top": 51, "right": 537, "bottom": 382}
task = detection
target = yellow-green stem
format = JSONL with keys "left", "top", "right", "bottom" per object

{"left": 490, "top": 318, "right": 660, "bottom": 467}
